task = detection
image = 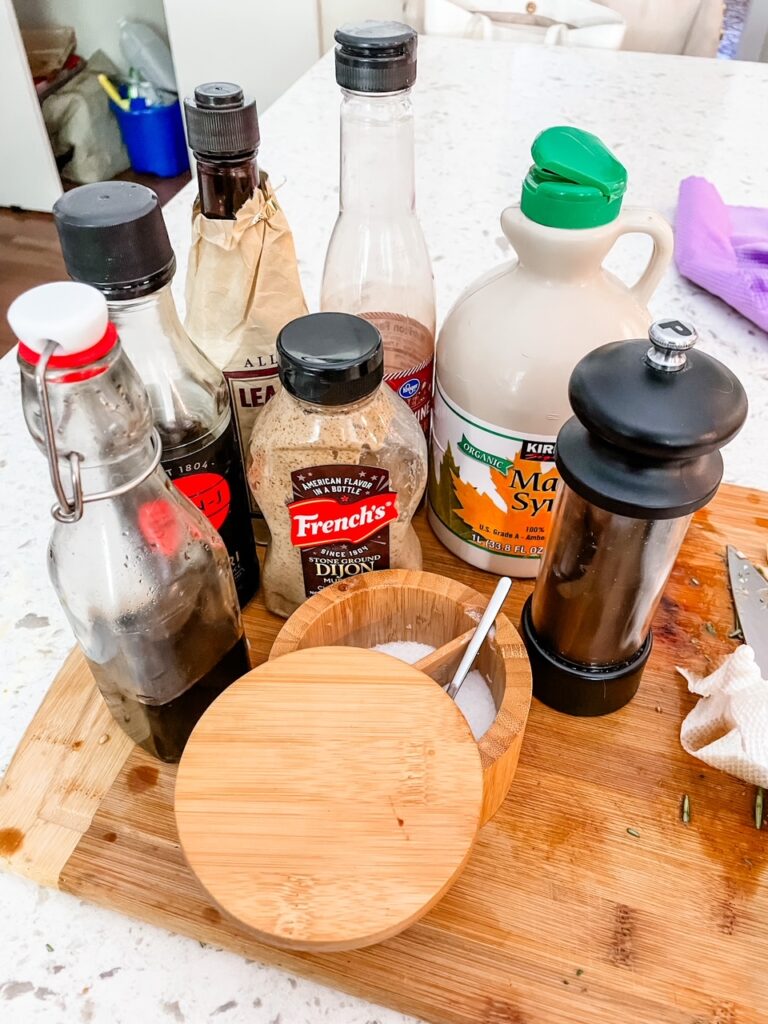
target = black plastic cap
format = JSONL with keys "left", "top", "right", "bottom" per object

{"left": 334, "top": 21, "right": 417, "bottom": 93}
{"left": 557, "top": 331, "right": 748, "bottom": 519}
{"left": 53, "top": 182, "right": 175, "bottom": 299}
{"left": 184, "top": 82, "right": 260, "bottom": 157}
{"left": 521, "top": 596, "right": 649, "bottom": 716}
{"left": 277, "top": 312, "right": 383, "bottom": 406}
{"left": 569, "top": 338, "right": 748, "bottom": 461}
{"left": 556, "top": 418, "right": 724, "bottom": 520}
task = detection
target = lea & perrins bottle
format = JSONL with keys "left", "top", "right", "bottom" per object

{"left": 8, "top": 282, "right": 250, "bottom": 762}
{"left": 53, "top": 182, "right": 259, "bottom": 607}
{"left": 183, "top": 82, "right": 309, "bottom": 544}
{"left": 320, "top": 22, "right": 436, "bottom": 438}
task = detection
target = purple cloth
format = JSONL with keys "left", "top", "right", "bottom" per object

{"left": 675, "top": 176, "right": 768, "bottom": 333}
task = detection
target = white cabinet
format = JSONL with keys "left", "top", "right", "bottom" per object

{"left": 0, "top": 0, "right": 61, "bottom": 210}
{"left": 0, "top": 0, "right": 407, "bottom": 211}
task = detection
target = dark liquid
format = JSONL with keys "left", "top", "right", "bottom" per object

{"left": 531, "top": 488, "right": 687, "bottom": 666}
{"left": 90, "top": 634, "right": 250, "bottom": 763}
{"left": 196, "top": 154, "right": 260, "bottom": 220}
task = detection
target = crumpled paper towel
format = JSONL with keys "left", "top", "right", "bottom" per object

{"left": 678, "top": 646, "right": 768, "bottom": 788}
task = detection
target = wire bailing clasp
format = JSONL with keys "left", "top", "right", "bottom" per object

{"left": 34, "top": 340, "right": 162, "bottom": 524}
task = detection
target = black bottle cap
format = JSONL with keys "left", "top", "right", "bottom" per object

{"left": 277, "top": 312, "right": 384, "bottom": 406}
{"left": 555, "top": 418, "right": 725, "bottom": 520}
{"left": 570, "top": 324, "right": 747, "bottom": 460}
{"left": 334, "top": 21, "right": 417, "bottom": 93}
{"left": 557, "top": 320, "right": 748, "bottom": 519}
{"left": 53, "top": 182, "right": 175, "bottom": 299}
{"left": 184, "top": 82, "right": 260, "bottom": 158}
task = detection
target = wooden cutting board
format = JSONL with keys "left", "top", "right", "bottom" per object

{"left": 1, "top": 483, "right": 767, "bottom": 1024}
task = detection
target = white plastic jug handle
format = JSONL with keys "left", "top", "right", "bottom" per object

{"left": 610, "top": 208, "right": 674, "bottom": 308}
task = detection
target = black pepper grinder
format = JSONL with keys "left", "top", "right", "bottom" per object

{"left": 520, "top": 319, "right": 748, "bottom": 716}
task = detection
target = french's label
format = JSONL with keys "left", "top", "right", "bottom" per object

{"left": 428, "top": 379, "right": 560, "bottom": 562}
{"left": 288, "top": 465, "right": 396, "bottom": 597}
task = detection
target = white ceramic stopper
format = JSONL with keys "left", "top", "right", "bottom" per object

{"left": 7, "top": 282, "right": 109, "bottom": 355}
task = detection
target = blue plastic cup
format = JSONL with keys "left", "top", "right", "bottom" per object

{"left": 111, "top": 95, "right": 189, "bottom": 178}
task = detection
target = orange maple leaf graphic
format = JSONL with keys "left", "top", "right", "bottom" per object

{"left": 451, "top": 450, "right": 560, "bottom": 552}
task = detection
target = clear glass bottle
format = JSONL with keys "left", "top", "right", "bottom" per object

{"left": 53, "top": 181, "right": 259, "bottom": 607}
{"left": 249, "top": 312, "right": 427, "bottom": 619}
{"left": 320, "top": 22, "right": 435, "bottom": 437}
{"left": 9, "top": 282, "right": 249, "bottom": 763}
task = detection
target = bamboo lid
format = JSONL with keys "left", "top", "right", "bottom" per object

{"left": 175, "top": 647, "right": 484, "bottom": 952}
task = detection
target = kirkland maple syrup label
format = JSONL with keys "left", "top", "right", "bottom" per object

{"left": 428, "top": 379, "right": 559, "bottom": 561}
{"left": 287, "top": 465, "right": 397, "bottom": 597}
{"left": 224, "top": 359, "right": 279, "bottom": 528}
{"left": 359, "top": 313, "right": 434, "bottom": 437}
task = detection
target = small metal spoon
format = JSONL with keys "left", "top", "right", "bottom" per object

{"left": 445, "top": 577, "right": 513, "bottom": 701}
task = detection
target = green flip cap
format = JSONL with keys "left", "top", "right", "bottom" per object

{"left": 521, "top": 126, "right": 627, "bottom": 229}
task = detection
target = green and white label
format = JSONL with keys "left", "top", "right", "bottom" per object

{"left": 428, "top": 380, "right": 560, "bottom": 560}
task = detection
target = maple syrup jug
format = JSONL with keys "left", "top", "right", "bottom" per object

{"left": 428, "top": 126, "right": 673, "bottom": 577}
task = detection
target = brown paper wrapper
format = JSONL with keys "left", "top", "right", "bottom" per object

{"left": 185, "top": 171, "right": 308, "bottom": 539}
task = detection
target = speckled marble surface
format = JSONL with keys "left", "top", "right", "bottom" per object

{"left": 1, "top": 37, "right": 767, "bottom": 1024}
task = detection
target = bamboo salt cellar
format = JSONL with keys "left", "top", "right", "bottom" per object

{"left": 174, "top": 570, "right": 531, "bottom": 952}
{"left": 270, "top": 569, "right": 531, "bottom": 824}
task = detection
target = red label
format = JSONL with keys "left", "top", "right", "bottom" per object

{"left": 138, "top": 500, "right": 183, "bottom": 557}
{"left": 384, "top": 357, "right": 434, "bottom": 437}
{"left": 288, "top": 465, "right": 394, "bottom": 598}
{"left": 288, "top": 492, "right": 399, "bottom": 548}
{"left": 173, "top": 472, "right": 231, "bottom": 531}
{"left": 359, "top": 312, "right": 434, "bottom": 439}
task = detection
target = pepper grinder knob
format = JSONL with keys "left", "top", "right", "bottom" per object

{"left": 646, "top": 319, "right": 698, "bottom": 372}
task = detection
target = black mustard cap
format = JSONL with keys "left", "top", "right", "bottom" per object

{"left": 334, "top": 21, "right": 417, "bottom": 93}
{"left": 556, "top": 319, "right": 748, "bottom": 519}
{"left": 184, "top": 82, "right": 260, "bottom": 157}
{"left": 53, "top": 181, "right": 175, "bottom": 299}
{"left": 277, "top": 313, "right": 383, "bottom": 406}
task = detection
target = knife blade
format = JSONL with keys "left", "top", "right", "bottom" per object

{"left": 727, "top": 545, "right": 768, "bottom": 675}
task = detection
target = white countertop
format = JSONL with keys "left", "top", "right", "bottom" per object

{"left": 2, "top": 37, "right": 768, "bottom": 1024}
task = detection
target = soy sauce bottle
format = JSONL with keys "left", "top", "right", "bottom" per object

{"left": 8, "top": 282, "right": 250, "bottom": 761}
{"left": 53, "top": 182, "right": 259, "bottom": 607}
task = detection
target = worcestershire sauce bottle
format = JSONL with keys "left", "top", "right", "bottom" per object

{"left": 53, "top": 182, "right": 259, "bottom": 607}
